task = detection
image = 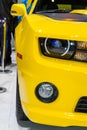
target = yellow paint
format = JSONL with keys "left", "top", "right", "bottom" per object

{"left": 11, "top": 4, "right": 26, "bottom": 16}
{"left": 58, "top": 4, "right": 71, "bottom": 10}
{"left": 11, "top": 1, "right": 87, "bottom": 127}
{"left": 71, "top": 9, "right": 87, "bottom": 15}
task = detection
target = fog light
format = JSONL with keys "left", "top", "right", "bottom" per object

{"left": 38, "top": 84, "right": 54, "bottom": 98}
{"left": 35, "top": 82, "right": 58, "bottom": 103}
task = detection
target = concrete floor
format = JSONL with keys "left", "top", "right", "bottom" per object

{"left": 0, "top": 51, "right": 87, "bottom": 130}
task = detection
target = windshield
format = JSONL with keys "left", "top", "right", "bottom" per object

{"left": 34, "top": 0, "right": 87, "bottom": 13}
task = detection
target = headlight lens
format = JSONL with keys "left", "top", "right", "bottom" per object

{"left": 76, "top": 41, "right": 87, "bottom": 50}
{"left": 40, "top": 38, "right": 76, "bottom": 59}
{"left": 74, "top": 51, "right": 87, "bottom": 61}
{"left": 39, "top": 38, "right": 87, "bottom": 62}
{"left": 74, "top": 41, "right": 87, "bottom": 62}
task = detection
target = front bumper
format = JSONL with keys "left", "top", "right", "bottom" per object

{"left": 22, "top": 101, "right": 87, "bottom": 127}
{"left": 18, "top": 50, "right": 87, "bottom": 127}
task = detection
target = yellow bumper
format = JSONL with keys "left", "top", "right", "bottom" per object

{"left": 18, "top": 50, "right": 87, "bottom": 127}
{"left": 22, "top": 101, "right": 87, "bottom": 127}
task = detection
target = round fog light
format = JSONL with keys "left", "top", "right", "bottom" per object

{"left": 35, "top": 82, "right": 58, "bottom": 103}
{"left": 38, "top": 84, "right": 53, "bottom": 98}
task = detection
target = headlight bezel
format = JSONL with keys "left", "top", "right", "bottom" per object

{"left": 39, "top": 37, "right": 87, "bottom": 62}
{"left": 39, "top": 38, "right": 76, "bottom": 60}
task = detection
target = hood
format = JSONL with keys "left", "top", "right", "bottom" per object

{"left": 40, "top": 12, "right": 87, "bottom": 22}
{"left": 28, "top": 13, "right": 87, "bottom": 41}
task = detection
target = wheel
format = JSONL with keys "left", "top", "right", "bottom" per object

{"left": 16, "top": 78, "right": 29, "bottom": 127}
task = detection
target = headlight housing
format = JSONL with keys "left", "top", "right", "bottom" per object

{"left": 39, "top": 38, "right": 87, "bottom": 62}
{"left": 74, "top": 41, "right": 87, "bottom": 61}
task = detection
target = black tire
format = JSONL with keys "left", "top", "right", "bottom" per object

{"left": 16, "top": 79, "right": 29, "bottom": 127}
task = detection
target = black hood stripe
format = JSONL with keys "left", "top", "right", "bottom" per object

{"left": 41, "top": 13, "right": 87, "bottom": 22}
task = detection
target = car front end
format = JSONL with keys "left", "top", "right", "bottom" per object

{"left": 11, "top": 1, "right": 87, "bottom": 127}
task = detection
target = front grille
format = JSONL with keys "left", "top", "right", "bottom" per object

{"left": 75, "top": 97, "right": 87, "bottom": 113}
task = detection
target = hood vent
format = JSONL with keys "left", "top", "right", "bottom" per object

{"left": 75, "top": 97, "right": 87, "bottom": 113}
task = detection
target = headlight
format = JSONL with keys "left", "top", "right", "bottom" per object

{"left": 39, "top": 38, "right": 76, "bottom": 59}
{"left": 35, "top": 82, "right": 58, "bottom": 103}
{"left": 39, "top": 38, "right": 87, "bottom": 62}
{"left": 74, "top": 41, "right": 87, "bottom": 62}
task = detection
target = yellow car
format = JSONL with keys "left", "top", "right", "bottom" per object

{"left": 11, "top": 0, "right": 87, "bottom": 128}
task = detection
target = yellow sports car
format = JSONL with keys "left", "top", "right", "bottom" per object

{"left": 11, "top": 0, "right": 87, "bottom": 128}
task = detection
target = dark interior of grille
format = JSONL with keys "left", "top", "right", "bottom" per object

{"left": 75, "top": 97, "right": 87, "bottom": 113}
{"left": 34, "top": 0, "right": 87, "bottom": 13}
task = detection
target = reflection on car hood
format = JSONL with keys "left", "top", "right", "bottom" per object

{"left": 38, "top": 12, "right": 87, "bottom": 22}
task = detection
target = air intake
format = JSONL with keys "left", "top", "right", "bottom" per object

{"left": 75, "top": 97, "right": 87, "bottom": 113}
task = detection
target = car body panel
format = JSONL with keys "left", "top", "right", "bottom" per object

{"left": 12, "top": 0, "right": 87, "bottom": 127}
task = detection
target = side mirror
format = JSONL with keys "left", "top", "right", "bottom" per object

{"left": 11, "top": 4, "right": 27, "bottom": 16}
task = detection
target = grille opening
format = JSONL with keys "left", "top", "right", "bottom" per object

{"left": 75, "top": 97, "right": 87, "bottom": 113}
